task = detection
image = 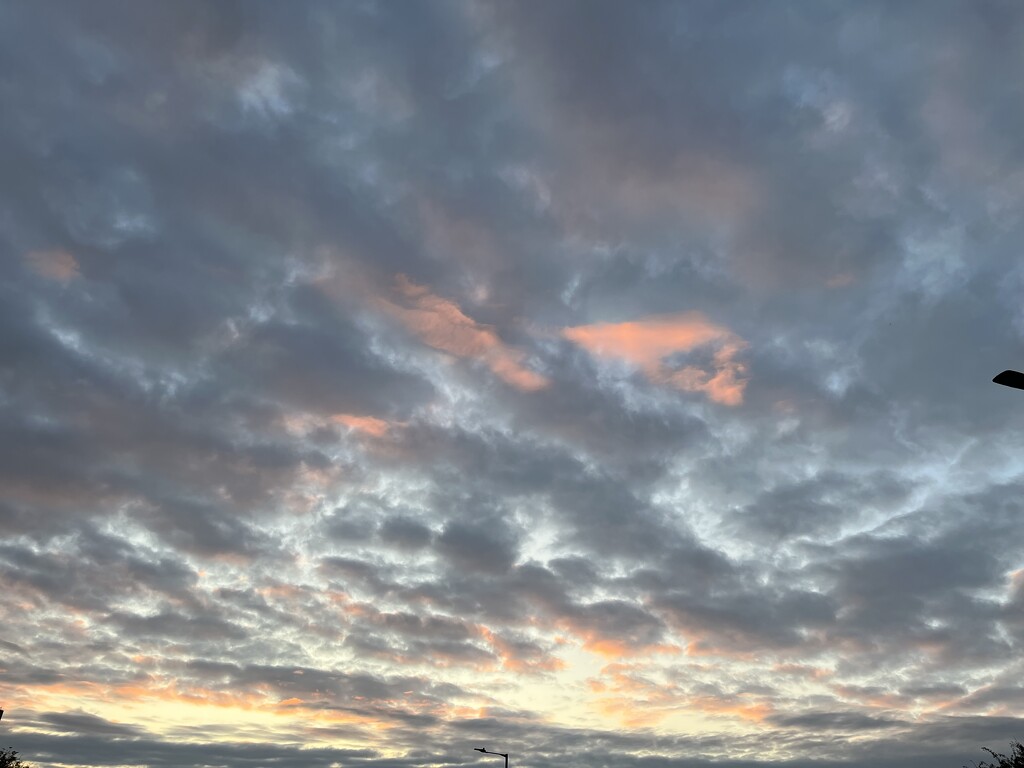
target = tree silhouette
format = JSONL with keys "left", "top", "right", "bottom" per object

{"left": 0, "top": 748, "right": 30, "bottom": 768}
{"left": 965, "top": 741, "right": 1024, "bottom": 768}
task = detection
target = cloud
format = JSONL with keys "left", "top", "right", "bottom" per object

{"left": 24, "top": 249, "right": 80, "bottom": 282}
{"left": 224, "top": 310, "right": 433, "bottom": 418}
{"left": 378, "top": 516, "right": 434, "bottom": 550}
{"left": 3, "top": 2, "right": 1024, "bottom": 768}
{"left": 558, "top": 600, "right": 672, "bottom": 658}
{"left": 379, "top": 275, "right": 549, "bottom": 391}
{"left": 436, "top": 520, "right": 518, "bottom": 575}
{"left": 331, "top": 413, "right": 393, "bottom": 438}
{"left": 768, "top": 711, "right": 906, "bottom": 732}
{"left": 562, "top": 312, "right": 748, "bottom": 404}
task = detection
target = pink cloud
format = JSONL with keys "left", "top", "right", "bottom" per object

{"left": 379, "top": 275, "right": 548, "bottom": 391}
{"left": 25, "top": 249, "right": 80, "bottom": 282}
{"left": 562, "top": 312, "right": 748, "bottom": 405}
{"left": 330, "top": 413, "right": 392, "bottom": 438}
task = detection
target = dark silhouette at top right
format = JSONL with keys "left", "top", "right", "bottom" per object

{"left": 993, "top": 370, "right": 1024, "bottom": 391}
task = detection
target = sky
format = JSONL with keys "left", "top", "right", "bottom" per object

{"left": 2, "top": 2, "right": 1024, "bottom": 767}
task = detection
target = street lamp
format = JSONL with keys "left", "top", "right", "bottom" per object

{"left": 994, "top": 370, "right": 1024, "bottom": 391}
{"left": 475, "top": 747, "right": 508, "bottom": 768}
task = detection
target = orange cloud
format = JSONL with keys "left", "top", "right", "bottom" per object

{"left": 379, "top": 275, "right": 548, "bottom": 391}
{"left": 25, "top": 249, "right": 81, "bottom": 282}
{"left": 587, "top": 662, "right": 772, "bottom": 728}
{"left": 27, "top": 679, "right": 267, "bottom": 712}
{"left": 562, "top": 312, "right": 748, "bottom": 405}
{"left": 280, "top": 410, "right": 396, "bottom": 440}
{"left": 330, "top": 413, "right": 392, "bottom": 438}
{"left": 587, "top": 663, "right": 677, "bottom": 727}
{"left": 593, "top": 696, "right": 672, "bottom": 729}
{"left": 689, "top": 695, "right": 774, "bottom": 723}
{"left": 772, "top": 662, "right": 832, "bottom": 681}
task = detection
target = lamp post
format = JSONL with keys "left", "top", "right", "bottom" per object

{"left": 994, "top": 370, "right": 1024, "bottom": 391}
{"left": 475, "top": 747, "right": 508, "bottom": 768}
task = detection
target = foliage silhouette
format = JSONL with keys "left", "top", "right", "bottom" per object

{"left": 965, "top": 741, "right": 1024, "bottom": 768}
{"left": 0, "top": 748, "right": 30, "bottom": 768}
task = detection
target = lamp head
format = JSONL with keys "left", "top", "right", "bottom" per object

{"left": 994, "top": 370, "right": 1024, "bottom": 390}
{"left": 475, "top": 748, "right": 487, "bottom": 753}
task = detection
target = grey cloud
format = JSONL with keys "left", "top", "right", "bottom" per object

{"left": 491, "top": 1, "right": 904, "bottom": 288}
{"left": 655, "top": 585, "right": 836, "bottom": 653}
{"left": 389, "top": 564, "right": 569, "bottom": 629}
{"left": 504, "top": 345, "right": 714, "bottom": 471}
{"left": 384, "top": 421, "right": 705, "bottom": 561}
{"left": 344, "top": 631, "right": 495, "bottom": 670}
{"left": 379, "top": 515, "right": 434, "bottom": 550}
{"left": 730, "top": 470, "right": 915, "bottom": 543}
{"left": 141, "top": 496, "right": 272, "bottom": 559}
{"left": 822, "top": 532, "right": 1003, "bottom": 613}
{"left": 179, "top": 659, "right": 469, "bottom": 709}
{"left": 0, "top": 638, "right": 26, "bottom": 655}
{"left": 0, "top": 531, "right": 197, "bottom": 613}
{"left": 767, "top": 711, "right": 906, "bottom": 732}
{"left": 436, "top": 520, "right": 518, "bottom": 575}
{"left": 319, "top": 556, "right": 401, "bottom": 598}
{"left": 5, "top": 729, "right": 377, "bottom": 768}
{"left": 899, "top": 683, "right": 968, "bottom": 700}
{"left": 104, "top": 609, "right": 249, "bottom": 643}
{"left": 322, "top": 503, "right": 379, "bottom": 544}
{"left": 33, "top": 710, "right": 146, "bottom": 738}
{"left": 339, "top": 607, "right": 502, "bottom": 670}
{"left": 373, "top": 611, "right": 476, "bottom": 643}
{"left": 953, "top": 684, "right": 1024, "bottom": 713}
{"left": 222, "top": 311, "right": 433, "bottom": 419}
{"left": 564, "top": 599, "right": 668, "bottom": 650}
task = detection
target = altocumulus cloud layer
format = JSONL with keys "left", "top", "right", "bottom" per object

{"left": 2, "top": 2, "right": 1024, "bottom": 767}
